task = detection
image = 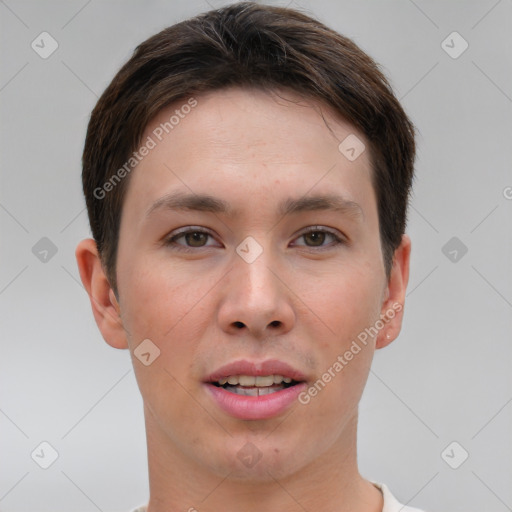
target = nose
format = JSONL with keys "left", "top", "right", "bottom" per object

{"left": 217, "top": 245, "right": 296, "bottom": 339}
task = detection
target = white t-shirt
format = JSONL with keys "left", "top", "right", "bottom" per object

{"left": 130, "top": 482, "right": 426, "bottom": 512}
{"left": 372, "top": 482, "right": 426, "bottom": 511}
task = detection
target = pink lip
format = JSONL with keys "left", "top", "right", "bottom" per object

{"left": 204, "top": 359, "right": 308, "bottom": 420}
{"left": 205, "top": 382, "right": 307, "bottom": 420}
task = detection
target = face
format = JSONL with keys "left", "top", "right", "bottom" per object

{"left": 88, "top": 86, "right": 409, "bottom": 481}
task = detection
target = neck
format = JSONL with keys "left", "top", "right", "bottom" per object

{"left": 144, "top": 407, "right": 382, "bottom": 512}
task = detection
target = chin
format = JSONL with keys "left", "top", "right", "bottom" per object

{"left": 209, "top": 434, "right": 310, "bottom": 482}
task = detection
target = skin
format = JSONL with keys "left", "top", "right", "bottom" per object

{"left": 76, "top": 86, "right": 410, "bottom": 512}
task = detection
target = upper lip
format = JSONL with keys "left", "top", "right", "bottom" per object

{"left": 204, "top": 359, "right": 307, "bottom": 383}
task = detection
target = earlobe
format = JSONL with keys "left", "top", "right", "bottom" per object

{"left": 376, "top": 234, "right": 411, "bottom": 349}
{"left": 75, "top": 238, "right": 128, "bottom": 350}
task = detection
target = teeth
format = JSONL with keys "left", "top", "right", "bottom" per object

{"left": 216, "top": 374, "right": 293, "bottom": 386}
{"left": 239, "top": 375, "right": 256, "bottom": 386}
{"left": 224, "top": 384, "right": 285, "bottom": 396}
{"left": 227, "top": 376, "right": 238, "bottom": 385}
{"left": 255, "top": 375, "right": 274, "bottom": 386}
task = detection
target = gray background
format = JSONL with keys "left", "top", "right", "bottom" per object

{"left": 1, "top": 0, "right": 511, "bottom": 511}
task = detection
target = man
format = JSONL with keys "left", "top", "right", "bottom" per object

{"left": 76, "top": 2, "right": 424, "bottom": 511}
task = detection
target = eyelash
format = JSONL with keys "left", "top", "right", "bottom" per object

{"left": 163, "top": 226, "right": 346, "bottom": 252}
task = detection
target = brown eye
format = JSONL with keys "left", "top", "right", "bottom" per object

{"left": 165, "top": 227, "right": 218, "bottom": 251}
{"left": 292, "top": 227, "right": 344, "bottom": 250}
{"left": 184, "top": 231, "right": 209, "bottom": 247}
{"left": 303, "top": 231, "right": 327, "bottom": 246}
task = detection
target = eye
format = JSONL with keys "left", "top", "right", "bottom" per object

{"left": 164, "top": 227, "right": 219, "bottom": 250}
{"left": 163, "top": 226, "right": 345, "bottom": 252}
{"left": 292, "top": 227, "right": 345, "bottom": 249}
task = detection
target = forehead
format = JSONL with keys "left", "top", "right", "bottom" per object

{"left": 147, "top": 86, "right": 363, "bottom": 150}
{"left": 124, "top": 86, "right": 374, "bottom": 219}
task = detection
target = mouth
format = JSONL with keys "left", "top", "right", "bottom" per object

{"left": 204, "top": 359, "right": 308, "bottom": 420}
{"left": 210, "top": 374, "right": 300, "bottom": 396}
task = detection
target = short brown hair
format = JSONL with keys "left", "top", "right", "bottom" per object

{"left": 82, "top": 1, "right": 415, "bottom": 294}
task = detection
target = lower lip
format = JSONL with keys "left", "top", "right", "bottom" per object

{"left": 204, "top": 382, "right": 307, "bottom": 420}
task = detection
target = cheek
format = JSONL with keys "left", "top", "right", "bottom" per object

{"left": 118, "top": 253, "right": 212, "bottom": 341}
{"left": 116, "top": 262, "right": 210, "bottom": 410}
{"left": 297, "top": 265, "right": 382, "bottom": 411}
{"left": 119, "top": 264, "right": 211, "bottom": 431}
{"left": 299, "top": 262, "right": 383, "bottom": 344}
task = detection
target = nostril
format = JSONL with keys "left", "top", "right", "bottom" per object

{"left": 233, "top": 321, "right": 245, "bottom": 329}
{"left": 269, "top": 320, "right": 281, "bottom": 328}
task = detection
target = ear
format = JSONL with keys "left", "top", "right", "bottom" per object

{"left": 75, "top": 238, "right": 128, "bottom": 349}
{"left": 376, "top": 234, "right": 411, "bottom": 349}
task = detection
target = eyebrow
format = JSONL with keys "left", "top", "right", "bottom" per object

{"left": 146, "top": 191, "right": 364, "bottom": 220}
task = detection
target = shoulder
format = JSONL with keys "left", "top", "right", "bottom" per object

{"left": 372, "top": 482, "right": 427, "bottom": 512}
